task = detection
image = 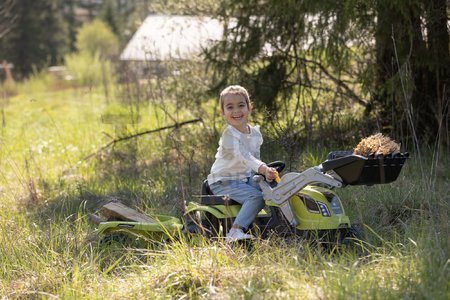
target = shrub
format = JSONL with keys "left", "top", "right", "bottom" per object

{"left": 65, "top": 51, "right": 115, "bottom": 89}
{"left": 76, "top": 19, "right": 119, "bottom": 59}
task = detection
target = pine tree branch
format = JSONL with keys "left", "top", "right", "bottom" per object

{"left": 300, "top": 58, "right": 369, "bottom": 107}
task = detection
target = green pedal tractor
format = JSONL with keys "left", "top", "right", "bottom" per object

{"left": 97, "top": 151, "right": 408, "bottom": 246}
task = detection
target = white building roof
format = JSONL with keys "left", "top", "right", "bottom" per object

{"left": 120, "top": 15, "right": 224, "bottom": 61}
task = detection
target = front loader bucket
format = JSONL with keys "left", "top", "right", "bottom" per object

{"left": 322, "top": 151, "right": 409, "bottom": 185}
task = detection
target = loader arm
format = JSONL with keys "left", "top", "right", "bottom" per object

{"left": 254, "top": 167, "right": 342, "bottom": 226}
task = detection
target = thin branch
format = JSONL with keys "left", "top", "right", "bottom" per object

{"left": 300, "top": 57, "right": 369, "bottom": 107}
{"left": 83, "top": 118, "right": 202, "bottom": 160}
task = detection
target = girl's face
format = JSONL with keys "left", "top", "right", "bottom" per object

{"left": 221, "top": 94, "right": 251, "bottom": 133}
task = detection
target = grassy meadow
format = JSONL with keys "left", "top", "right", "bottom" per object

{"left": 0, "top": 77, "right": 449, "bottom": 299}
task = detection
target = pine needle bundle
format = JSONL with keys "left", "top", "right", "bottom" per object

{"left": 353, "top": 133, "right": 401, "bottom": 156}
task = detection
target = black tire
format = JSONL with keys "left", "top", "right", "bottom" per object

{"left": 203, "top": 212, "right": 233, "bottom": 239}
{"left": 262, "top": 206, "right": 296, "bottom": 238}
{"left": 184, "top": 212, "right": 202, "bottom": 234}
{"left": 340, "top": 223, "right": 366, "bottom": 250}
{"left": 100, "top": 232, "right": 134, "bottom": 247}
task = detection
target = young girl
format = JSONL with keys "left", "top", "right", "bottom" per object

{"left": 207, "top": 85, "right": 277, "bottom": 242}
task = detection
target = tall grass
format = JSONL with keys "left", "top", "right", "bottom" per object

{"left": 1, "top": 218, "right": 447, "bottom": 298}
{"left": 0, "top": 79, "right": 448, "bottom": 298}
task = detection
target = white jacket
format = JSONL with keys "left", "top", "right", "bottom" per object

{"left": 207, "top": 124, "right": 264, "bottom": 184}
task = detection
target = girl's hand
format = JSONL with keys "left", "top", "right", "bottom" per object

{"left": 258, "top": 164, "right": 278, "bottom": 181}
{"left": 265, "top": 167, "right": 278, "bottom": 181}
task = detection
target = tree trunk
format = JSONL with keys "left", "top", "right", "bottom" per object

{"left": 373, "top": 1, "right": 414, "bottom": 135}
{"left": 423, "top": 0, "right": 450, "bottom": 147}
{"left": 373, "top": 0, "right": 449, "bottom": 145}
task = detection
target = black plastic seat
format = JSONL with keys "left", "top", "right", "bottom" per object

{"left": 200, "top": 180, "right": 240, "bottom": 206}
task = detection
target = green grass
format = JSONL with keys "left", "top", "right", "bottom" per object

{"left": 0, "top": 83, "right": 448, "bottom": 299}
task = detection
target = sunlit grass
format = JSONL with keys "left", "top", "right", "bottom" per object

{"left": 0, "top": 82, "right": 448, "bottom": 298}
{"left": 1, "top": 218, "right": 447, "bottom": 299}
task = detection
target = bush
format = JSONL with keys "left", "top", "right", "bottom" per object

{"left": 76, "top": 19, "right": 119, "bottom": 59}
{"left": 64, "top": 19, "right": 118, "bottom": 90}
{"left": 65, "top": 51, "right": 115, "bottom": 89}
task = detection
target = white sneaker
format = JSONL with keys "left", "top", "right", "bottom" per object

{"left": 225, "top": 228, "right": 255, "bottom": 243}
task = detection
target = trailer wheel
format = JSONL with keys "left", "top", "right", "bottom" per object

{"left": 202, "top": 212, "right": 234, "bottom": 239}
{"left": 100, "top": 232, "right": 133, "bottom": 248}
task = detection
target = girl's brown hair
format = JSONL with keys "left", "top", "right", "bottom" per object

{"left": 219, "top": 85, "right": 251, "bottom": 110}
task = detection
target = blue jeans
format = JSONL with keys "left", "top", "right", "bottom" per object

{"left": 209, "top": 177, "right": 265, "bottom": 230}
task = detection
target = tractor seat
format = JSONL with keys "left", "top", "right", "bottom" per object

{"left": 200, "top": 180, "right": 240, "bottom": 206}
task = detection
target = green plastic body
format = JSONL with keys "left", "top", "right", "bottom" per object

{"left": 185, "top": 202, "right": 269, "bottom": 218}
{"left": 98, "top": 185, "right": 350, "bottom": 239}
{"left": 97, "top": 214, "right": 183, "bottom": 241}
{"left": 291, "top": 186, "right": 350, "bottom": 230}
{"left": 185, "top": 202, "right": 241, "bottom": 218}
{"left": 187, "top": 185, "right": 350, "bottom": 231}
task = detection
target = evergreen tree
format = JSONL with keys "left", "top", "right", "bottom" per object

{"left": 62, "top": 0, "right": 80, "bottom": 52}
{"left": 98, "top": 0, "right": 122, "bottom": 38}
{"left": 206, "top": 0, "right": 449, "bottom": 143}
{"left": 205, "top": 0, "right": 372, "bottom": 132}
{"left": 0, "top": 0, "right": 69, "bottom": 78}
{"left": 373, "top": 0, "right": 449, "bottom": 143}
{"left": 98, "top": 0, "right": 139, "bottom": 46}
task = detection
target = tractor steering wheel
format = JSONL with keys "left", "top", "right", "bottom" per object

{"left": 266, "top": 161, "right": 285, "bottom": 173}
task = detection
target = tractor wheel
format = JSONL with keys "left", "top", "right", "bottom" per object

{"left": 264, "top": 206, "right": 297, "bottom": 238}
{"left": 340, "top": 223, "right": 366, "bottom": 250}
